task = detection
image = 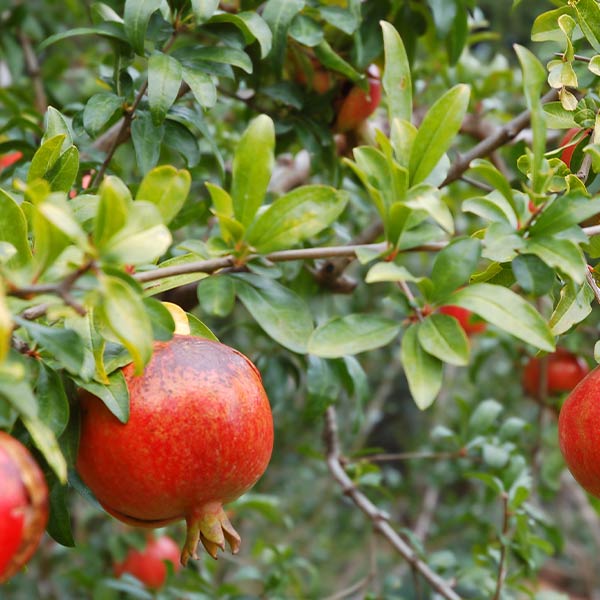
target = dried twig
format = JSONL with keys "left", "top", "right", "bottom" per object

{"left": 323, "top": 406, "right": 462, "bottom": 600}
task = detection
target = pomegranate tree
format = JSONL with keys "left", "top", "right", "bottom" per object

{"left": 0, "top": 432, "right": 49, "bottom": 583}
{"left": 114, "top": 535, "right": 181, "bottom": 589}
{"left": 76, "top": 307, "right": 274, "bottom": 564}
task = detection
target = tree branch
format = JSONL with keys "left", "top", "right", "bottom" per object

{"left": 323, "top": 406, "right": 462, "bottom": 600}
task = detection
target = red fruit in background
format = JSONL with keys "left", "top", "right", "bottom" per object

{"left": 115, "top": 535, "right": 181, "bottom": 589}
{"left": 335, "top": 65, "right": 382, "bottom": 132}
{"left": 0, "top": 151, "right": 23, "bottom": 169}
{"left": 559, "top": 367, "right": 600, "bottom": 498}
{"left": 438, "top": 305, "right": 486, "bottom": 336}
{"left": 0, "top": 432, "right": 49, "bottom": 583}
{"left": 76, "top": 334, "right": 274, "bottom": 565}
{"left": 522, "top": 348, "right": 589, "bottom": 397}
{"left": 559, "top": 128, "right": 591, "bottom": 169}
{"left": 293, "top": 58, "right": 332, "bottom": 94}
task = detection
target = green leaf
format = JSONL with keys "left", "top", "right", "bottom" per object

{"left": 22, "top": 415, "right": 67, "bottom": 483}
{"left": 572, "top": 0, "right": 600, "bottom": 53}
{"left": 38, "top": 23, "right": 128, "bottom": 50}
{"left": 231, "top": 115, "right": 275, "bottom": 227}
{"left": 247, "top": 186, "right": 348, "bottom": 253}
{"left": 319, "top": 5, "right": 359, "bottom": 35}
{"left": 131, "top": 112, "right": 165, "bottom": 174}
{"left": 451, "top": 284, "right": 555, "bottom": 351}
{"left": 417, "top": 314, "right": 470, "bottom": 366}
{"left": 182, "top": 67, "right": 217, "bottom": 108}
{"left": 186, "top": 312, "right": 219, "bottom": 341}
{"left": 469, "top": 398, "right": 503, "bottom": 433}
{"left": 190, "top": 0, "right": 219, "bottom": 23}
{"left": 307, "top": 315, "right": 400, "bottom": 358}
{"left": 123, "top": 0, "right": 162, "bottom": 54}
{"left": 511, "top": 254, "right": 556, "bottom": 297}
{"left": 136, "top": 165, "right": 191, "bottom": 225}
{"left": 381, "top": 21, "right": 412, "bottom": 124}
{"left": 148, "top": 53, "right": 183, "bottom": 125}
{"left": 0, "top": 286, "right": 11, "bottom": 363}
{"left": 0, "top": 188, "right": 32, "bottom": 268}
{"left": 94, "top": 176, "right": 132, "bottom": 248}
{"left": 209, "top": 12, "right": 272, "bottom": 58}
{"left": 463, "top": 191, "right": 519, "bottom": 229}
{"left": 43, "top": 108, "right": 73, "bottom": 148}
{"left": 76, "top": 370, "right": 130, "bottom": 423}
{"left": 430, "top": 238, "right": 481, "bottom": 302}
{"left": 190, "top": 47, "right": 252, "bottom": 74}
{"left": 0, "top": 373, "right": 38, "bottom": 419}
{"left": 263, "top": 0, "right": 305, "bottom": 75}
{"left": 141, "top": 253, "right": 209, "bottom": 296}
{"left": 14, "top": 318, "right": 85, "bottom": 376}
{"left": 313, "top": 39, "right": 364, "bottom": 85}
{"left": 404, "top": 184, "right": 454, "bottom": 234}
{"left": 143, "top": 298, "right": 175, "bottom": 341}
{"left": 400, "top": 324, "right": 443, "bottom": 410}
{"left": 197, "top": 275, "right": 236, "bottom": 317}
{"left": 83, "top": 93, "right": 123, "bottom": 136}
{"left": 365, "top": 262, "right": 422, "bottom": 284}
{"left": 46, "top": 474, "right": 75, "bottom": 547}
{"left": 235, "top": 276, "right": 313, "bottom": 353}
{"left": 27, "top": 134, "right": 66, "bottom": 182}
{"left": 525, "top": 237, "right": 586, "bottom": 284}
{"left": 306, "top": 355, "right": 339, "bottom": 418}
{"left": 46, "top": 146, "right": 79, "bottom": 193}
{"left": 37, "top": 195, "right": 89, "bottom": 251}
{"left": 549, "top": 281, "right": 594, "bottom": 336}
{"left": 409, "top": 84, "right": 470, "bottom": 185}
{"left": 289, "top": 15, "right": 324, "bottom": 46}
{"left": 36, "top": 363, "right": 69, "bottom": 437}
{"left": 98, "top": 275, "right": 154, "bottom": 374}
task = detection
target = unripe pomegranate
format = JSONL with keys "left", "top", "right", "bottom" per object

{"left": 559, "top": 367, "right": 600, "bottom": 497}
{"left": 0, "top": 432, "right": 49, "bottom": 582}
{"left": 114, "top": 535, "right": 181, "bottom": 589}
{"left": 334, "top": 65, "right": 382, "bottom": 132}
{"left": 523, "top": 348, "right": 589, "bottom": 397}
{"left": 77, "top": 306, "right": 274, "bottom": 565}
{"left": 438, "top": 305, "right": 486, "bottom": 336}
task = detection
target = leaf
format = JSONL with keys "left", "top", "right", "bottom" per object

{"left": 141, "top": 254, "right": 209, "bottom": 296}
{"left": 511, "top": 254, "right": 556, "bottom": 297}
{"left": 197, "top": 275, "right": 236, "bottom": 317}
{"left": 27, "top": 134, "right": 65, "bottom": 182}
{"left": 524, "top": 237, "right": 586, "bottom": 284}
{"left": 235, "top": 276, "right": 313, "bottom": 353}
{"left": 123, "top": 0, "right": 162, "bottom": 54}
{"left": 209, "top": 12, "right": 272, "bottom": 58}
{"left": 430, "top": 238, "right": 481, "bottom": 302}
{"left": 313, "top": 39, "right": 364, "bottom": 85}
{"left": 14, "top": 317, "right": 85, "bottom": 376}
{"left": 190, "top": 47, "right": 252, "bottom": 74}
{"left": 186, "top": 313, "right": 219, "bottom": 341}
{"left": 38, "top": 23, "right": 128, "bottom": 50}
{"left": 37, "top": 195, "right": 89, "bottom": 251}
{"left": 365, "top": 262, "right": 422, "bottom": 284}
{"left": 247, "top": 186, "right": 348, "bottom": 253}
{"left": 148, "top": 53, "right": 183, "bottom": 125}
{"left": 549, "top": 281, "right": 594, "bottom": 335}
{"left": 143, "top": 298, "right": 175, "bottom": 341}
{"left": 572, "top": 0, "right": 600, "bottom": 53}
{"left": 262, "top": 0, "right": 305, "bottom": 75}
{"left": 131, "top": 111, "right": 165, "bottom": 174}
{"left": 231, "top": 115, "right": 275, "bottom": 227}
{"left": 98, "top": 275, "right": 154, "bottom": 374}
{"left": 0, "top": 188, "right": 32, "bottom": 268}
{"left": 307, "top": 315, "right": 400, "bottom": 358}
{"left": 451, "top": 284, "right": 555, "bottom": 351}
{"left": 76, "top": 370, "right": 130, "bottom": 423}
{"left": 136, "top": 165, "right": 191, "bottom": 225}
{"left": 83, "top": 93, "right": 123, "bottom": 136}
{"left": 305, "top": 355, "right": 339, "bottom": 418}
{"left": 0, "top": 285, "right": 11, "bottom": 363}
{"left": 463, "top": 191, "right": 519, "bottom": 229}
{"left": 400, "top": 324, "right": 443, "bottom": 410}
{"left": 94, "top": 176, "right": 132, "bottom": 248}
{"left": 409, "top": 84, "right": 470, "bottom": 185}
{"left": 22, "top": 416, "right": 67, "bottom": 483}
{"left": 182, "top": 66, "right": 217, "bottom": 108}
{"left": 417, "top": 314, "right": 470, "bottom": 366}
{"left": 469, "top": 398, "right": 503, "bottom": 433}
{"left": 190, "top": 0, "right": 219, "bottom": 23}
{"left": 46, "top": 474, "right": 75, "bottom": 547}
{"left": 43, "top": 108, "right": 73, "bottom": 148}
{"left": 381, "top": 21, "right": 412, "bottom": 124}
{"left": 46, "top": 146, "right": 79, "bottom": 193}
{"left": 36, "top": 363, "right": 69, "bottom": 437}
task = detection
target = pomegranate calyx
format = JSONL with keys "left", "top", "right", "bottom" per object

{"left": 183, "top": 503, "right": 241, "bottom": 564}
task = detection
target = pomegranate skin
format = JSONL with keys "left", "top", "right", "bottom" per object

{"left": 77, "top": 335, "right": 273, "bottom": 563}
{"left": 115, "top": 535, "right": 181, "bottom": 589}
{"left": 559, "top": 367, "right": 600, "bottom": 498}
{"left": 523, "top": 349, "right": 589, "bottom": 397}
{"left": 335, "top": 65, "right": 382, "bottom": 132}
{"left": 0, "top": 432, "right": 49, "bottom": 583}
{"left": 439, "top": 305, "right": 486, "bottom": 336}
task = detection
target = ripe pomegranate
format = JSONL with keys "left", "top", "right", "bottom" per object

{"left": 559, "top": 367, "right": 600, "bottom": 498}
{"left": 334, "top": 65, "right": 382, "bottom": 132}
{"left": 76, "top": 307, "right": 274, "bottom": 565}
{"left": 438, "top": 305, "right": 486, "bottom": 336}
{"left": 0, "top": 432, "right": 49, "bottom": 583}
{"left": 0, "top": 151, "right": 22, "bottom": 170}
{"left": 559, "top": 127, "right": 591, "bottom": 170}
{"left": 115, "top": 535, "right": 181, "bottom": 589}
{"left": 523, "top": 348, "right": 589, "bottom": 397}
{"left": 293, "top": 57, "right": 331, "bottom": 94}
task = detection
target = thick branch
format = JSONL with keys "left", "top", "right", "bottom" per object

{"left": 323, "top": 406, "right": 462, "bottom": 600}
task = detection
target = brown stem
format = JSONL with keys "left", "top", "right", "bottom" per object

{"left": 492, "top": 492, "right": 510, "bottom": 600}
{"left": 323, "top": 406, "right": 462, "bottom": 600}
{"left": 353, "top": 450, "right": 466, "bottom": 463}
{"left": 18, "top": 31, "right": 47, "bottom": 115}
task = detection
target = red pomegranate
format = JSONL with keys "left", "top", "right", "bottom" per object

{"left": 438, "top": 305, "right": 486, "bottom": 336}
{"left": 115, "top": 535, "right": 181, "bottom": 589}
{"left": 0, "top": 432, "right": 49, "bottom": 582}
{"left": 523, "top": 348, "right": 589, "bottom": 397}
{"left": 559, "top": 367, "right": 600, "bottom": 497}
{"left": 335, "top": 65, "right": 382, "bottom": 132}
{"left": 77, "top": 317, "right": 274, "bottom": 565}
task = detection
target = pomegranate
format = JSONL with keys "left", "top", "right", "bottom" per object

{"left": 559, "top": 127, "right": 591, "bottom": 170}
{"left": 0, "top": 151, "right": 23, "bottom": 170}
{"left": 334, "top": 65, "right": 382, "bottom": 132}
{"left": 76, "top": 306, "right": 274, "bottom": 564}
{"left": 438, "top": 305, "right": 486, "bottom": 336}
{"left": 523, "top": 348, "right": 589, "bottom": 397}
{"left": 0, "top": 432, "right": 49, "bottom": 583}
{"left": 115, "top": 535, "right": 181, "bottom": 589}
{"left": 559, "top": 367, "right": 600, "bottom": 498}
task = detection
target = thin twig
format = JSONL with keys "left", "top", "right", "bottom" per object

{"left": 353, "top": 450, "right": 465, "bottom": 463}
{"left": 554, "top": 52, "right": 592, "bottom": 64}
{"left": 398, "top": 281, "right": 424, "bottom": 322}
{"left": 586, "top": 268, "right": 600, "bottom": 305}
{"left": 18, "top": 31, "right": 47, "bottom": 115}
{"left": 323, "top": 406, "right": 462, "bottom": 600}
{"left": 492, "top": 492, "right": 510, "bottom": 600}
